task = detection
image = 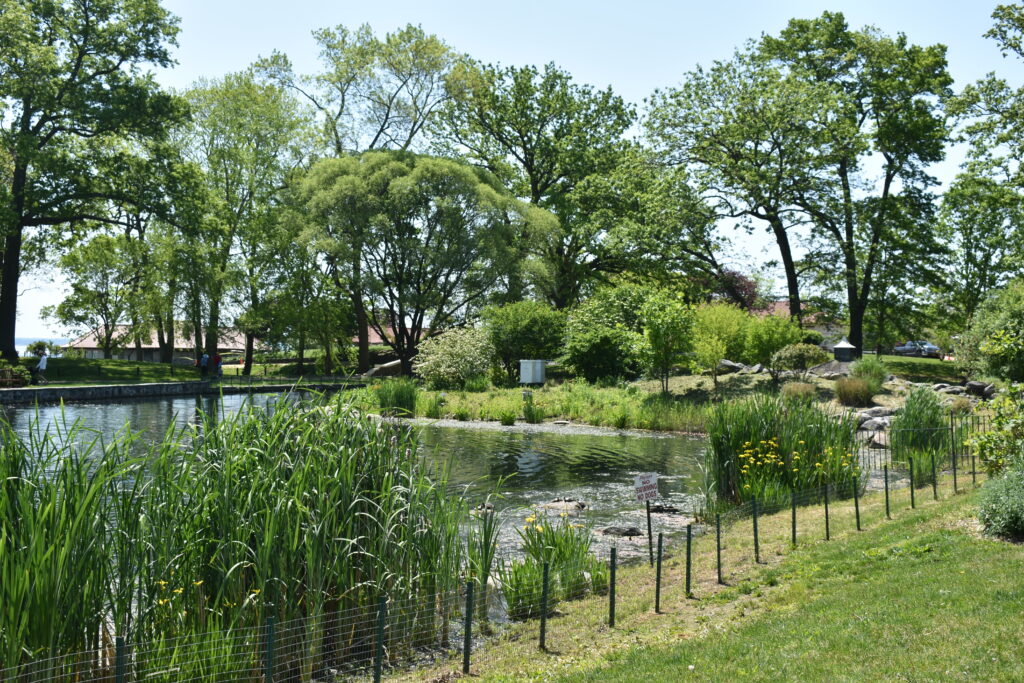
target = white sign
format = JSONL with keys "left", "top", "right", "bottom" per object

{"left": 634, "top": 472, "right": 659, "bottom": 502}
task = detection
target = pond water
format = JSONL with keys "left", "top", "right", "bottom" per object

{"left": 1, "top": 392, "right": 707, "bottom": 558}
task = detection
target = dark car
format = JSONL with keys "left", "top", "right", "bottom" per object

{"left": 892, "top": 340, "right": 940, "bottom": 358}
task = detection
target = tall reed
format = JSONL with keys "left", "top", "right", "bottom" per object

{"left": 0, "top": 394, "right": 471, "bottom": 678}
{"left": 706, "top": 395, "right": 860, "bottom": 506}
{"left": 890, "top": 387, "right": 948, "bottom": 483}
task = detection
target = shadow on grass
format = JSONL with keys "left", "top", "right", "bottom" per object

{"left": 878, "top": 354, "right": 962, "bottom": 384}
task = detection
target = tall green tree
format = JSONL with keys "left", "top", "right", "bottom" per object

{"left": 0, "top": 0, "right": 182, "bottom": 361}
{"left": 301, "top": 151, "right": 531, "bottom": 374}
{"left": 436, "top": 61, "right": 635, "bottom": 308}
{"left": 181, "top": 71, "right": 306, "bottom": 364}
{"left": 759, "top": 12, "right": 952, "bottom": 353}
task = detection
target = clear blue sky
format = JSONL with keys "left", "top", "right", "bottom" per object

{"left": 23, "top": 0, "right": 1024, "bottom": 338}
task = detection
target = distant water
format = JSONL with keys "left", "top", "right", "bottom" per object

{"left": 15, "top": 336, "right": 69, "bottom": 356}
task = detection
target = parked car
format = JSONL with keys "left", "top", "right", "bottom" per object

{"left": 892, "top": 340, "right": 941, "bottom": 358}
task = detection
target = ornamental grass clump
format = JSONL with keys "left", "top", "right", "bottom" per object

{"left": 707, "top": 395, "right": 860, "bottom": 506}
{"left": 890, "top": 387, "right": 948, "bottom": 484}
{"left": 0, "top": 394, "right": 474, "bottom": 678}
{"left": 376, "top": 376, "right": 418, "bottom": 415}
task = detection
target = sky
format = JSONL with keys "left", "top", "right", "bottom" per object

{"left": 21, "top": 0, "right": 1024, "bottom": 338}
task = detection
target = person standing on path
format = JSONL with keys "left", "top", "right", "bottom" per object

{"left": 35, "top": 351, "right": 48, "bottom": 384}
{"left": 200, "top": 352, "right": 209, "bottom": 379}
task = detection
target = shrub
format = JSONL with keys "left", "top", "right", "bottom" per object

{"left": 706, "top": 395, "right": 859, "bottom": 505}
{"left": 454, "top": 406, "right": 472, "bottom": 421}
{"left": 694, "top": 302, "right": 751, "bottom": 363}
{"left": 781, "top": 381, "right": 816, "bottom": 401}
{"left": 481, "top": 301, "right": 566, "bottom": 380}
{"left": 949, "top": 396, "right": 973, "bottom": 415}
{"left": 0, "top": 360, "right": 31, "bottom": 386}
{"left": 801, "top": 329, "right": 825, "bottom": 346}
{"left": 414, "top": 327, "right": 494, "bottom": 390}
{"left": 498, "top": 557, "right": 546, "bottom": 620}
{"left": 522, "top": 396, "right": 544, "bottom": 424}
{"left": 835, "top": 377, "right": 874, "bottom": 406}
{"left": 745, "top": 315, "right": 803, "bottom": 381}
{"left": 972, "top": 386, "right": 1024, "bottom": 474}
{"left": 563, "top": 285, "right": 649, "bottom": 382}
{"left": 851, "top": 357, "right": 888, "bottom": 395}
{"left": 376, "top": 377, "right": 418, "bottom": 416}
{"left": 772, "top": 343, "right": 829, "bottom": 380}
{"left": 641, "top": 291, "right": 695, "bottom": 393}
{"left": 959, "top": 279, "right": 1024, "bottom": 381}
{"left": 498, "top": 410, "right": 516, "bottom": 426}
{"left": 463, "top": 375, "right": 490, "bottom": 392}
{"left": 978, "top": 468, "right": 1024, "bottom": 540}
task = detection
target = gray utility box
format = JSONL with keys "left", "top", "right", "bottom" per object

{"left": 519, "top": 359, "right": 546, "bottom": 385}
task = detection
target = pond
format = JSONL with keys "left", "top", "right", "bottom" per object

{"left": 1, "top": 392, "right": 707, "bottom": 558}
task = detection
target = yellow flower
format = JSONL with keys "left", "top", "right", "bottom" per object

{"left": 525, "top": 516, "right": 536, "bottom": 524}
{"left": 155, "top": 580, "right": 168, "bottom": 588}
{"left": 173, "top": 588, "right": 184, "bottom": 595}
{"left": 250, "top": 589, "right": 261, "bottom": 596}
{"left": 743, "top": 484, "right": 751, "bottom": 490}
{"left": 793, "top": 455, "right": 800, "bottom": 460}
{"left": 158, "top": 599, "right": 170, "bottom": 606}
{"left": 535, "top": 525, "right": 543, "bottom": 532}
{"left": 193, "top": 580, "right": 203, "bottom": 586}
{"left": 560, "top": 512, "right": 568, "bottom": 518}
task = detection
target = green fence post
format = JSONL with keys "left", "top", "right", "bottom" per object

{"left": 752, "top": 498, "right": 760, "bottom": 564}
{"left": 971, "top": 455, "right": 977, "bottom": 486}
{"left": 824, "top": 485, "right": 830, "bottom": 541}
{"left": 463, "top": 581, "right": 474, "bottom": 675}
{"left": 791, "top": 488, "right": 797, "bottom": 547}
{"left": 115, "top": 636, "right": 125, "bottom": 683}
{"left": 374, "top": 598, "right": 386, "bottom": 683}
{"left": 646, "top": 500, "right": 654, "bottom": 568}
{"left": 950, "top": 410, "right": 958, "bottom": 494}
{"left": 685, "top": 524, "right": 693, "bottom": 597}
{"left": 884, "top": 464, "right": 891, "bottom": 519}
{"left": 909, "top": 457, "right": 916, "bottom": 509}
{"left": 609, "top": 548, "right": 616, "bottom": 628}
{"left": 853, "top": 476, "right": 861, "bottom": 531}
{"left": 931, "top": 453, "right": 938, "bottom": 501}
{"left": 265, "top": 617, "right": 275, "bottom": 683}
{"left": 716, "top": 513, "right": 723, "bottom": 585}
{"left": 655, "top": 532, "right": 663, "bottom": 614}
{"left": 539, "top": 563, "right": 550, "bottom": 650}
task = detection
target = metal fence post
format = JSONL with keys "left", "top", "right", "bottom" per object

{"left": 791, "top": 488, "right": 797, "bottom": 547}
{"left": 374, "top": 598, "right": 386, "bottom": 683}
{"left": 115, "top": 636, "right": 125, "bottom": 683}
{"left": 463, "top": 581, "right": 474, "bottom": 674}
{"left": 716, "top": 513, "right": 723, "bottom": 585}
{"left": 264, "top": 617, "right": 275, "bottom": 683}
{"left": 685, "top": 524, "right": 693, "bottom": 596}
{"left": 950, "top": 410, "right": 958, "bottom": 494}
{"left": 931, "top": 453, "right": 938, "bottom": 500}
{"left": 853, "top": 476, "right": 861, "bottom": 531}
{"left": 609, "top": 548, "right": 616, "bottom": 628}
{"left": 655, "top": 532, "right": 663, "bottom": 613}
{"left": 909, "top": 457, "right": 916, "bottom": 509}
{"left": 824, "top": 485, "right": 830, "bottom": 541}
{"left": 884, "top": 464, "right": 891, "bottom": 519}
{"left": 752, "top": 498, "right": 760, "bottom": 564}
{"left": 539, "top": 562, "right": 550, "bottom": 650}
{"left": 971, "top": 455, "right": 977, "bottom": 486}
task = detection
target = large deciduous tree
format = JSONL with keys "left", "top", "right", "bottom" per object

{"left": 301, "top": 151, "right": 532, "bottom": 374}
{"left": 0, "top": 0, "right": 182, "bottom": 361}
{"left": 436, "top": 61, "right": 635, "bottom": 308}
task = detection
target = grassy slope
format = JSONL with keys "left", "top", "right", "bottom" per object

{"left": 400, "top": 478, "right": 1020, "bottom": 682}
{"left": 18, "top": 357, "right": 200, "bottom": 384}
{"left": 877, "top": 353, "right": 963, "bottom": 384}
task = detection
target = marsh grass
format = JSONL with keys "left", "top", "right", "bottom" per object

{"left": 377, "top": 377, "right": 419, "bottom": 415}
{"left": 891, "top": 388, "right": 948, "bottom": 485}
{"left": 707, "top": 395, "right": 860, "bottom": 506}
{"left": 0, "top": 394, "right": 471, "bottom": 677}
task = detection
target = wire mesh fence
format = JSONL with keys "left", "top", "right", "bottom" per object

{"left": 1, "top": 412, "right": 995, "bottom": 682}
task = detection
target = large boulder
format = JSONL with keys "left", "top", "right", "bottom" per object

{"left": 932, "top": 383, "right": 951, "bottom": 391}
{"left": 601, "top": 526, "right": 643, "bottom": 537}
{"left": 869, "top": 431, "right": 890, "bottom": 449}
{"left": 965, "top": 380, "right": 995, "bottom": 398}
{"left": 861, "top": 406, "right": 894, "bottom": 418}
{"left": 984, "top": 383, "right": 997, "bottom": 398}
{"left": 940, "top": 385, "right": 966, "bottom": 395}
{"left": 717, "top": 359, "right": 745, "bottom": 375}
{"left": 860, "top": 417, "right": 890, "bottom": 432}
{"left": 543, "top": 498, "right": 587, "bottom": 511}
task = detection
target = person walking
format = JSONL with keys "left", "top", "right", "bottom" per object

{"left": 213, "top": 353, "right": 222, "bottom": 379}
{"left": 35, "top": 351, "right": 48, "bottom": 384}
{"left": 200, "top": 352, "right": 209, "bottom": 379}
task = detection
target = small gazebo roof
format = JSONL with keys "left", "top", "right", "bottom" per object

{"left": 834, "top": 338, "right": 855, "bottom": 349}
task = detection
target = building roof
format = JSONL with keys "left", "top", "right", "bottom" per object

{"left": 65, "top": 325, "right": 250, "bottom": 353}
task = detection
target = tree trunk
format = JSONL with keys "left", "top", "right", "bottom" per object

{"left": 767, "top": 215, "right": 802, "bottom": 322}
{"left": 0, "top": 164, "right": 27, "bottom": 363}
{"left": 296, "top": 328, "right": 305, "bottom": 377}
{"left": 353, "top": 294, "right": 369, "bottom": 374}
{"left": 205, "top": 297, "right": 220, "bottom": 360}
{"left": 243, "top": 332, "right": 254, "bottom": 376}
{"left": 848, "top": 300, "right": 866, "bottom": 359}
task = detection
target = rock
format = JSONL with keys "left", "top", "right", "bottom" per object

{"left": 648, "top": 503, "right": 680, "bottom": 514}
{"left": 869, "top": 431, "right": 889, "bottom": 449}
{"left": 965, "top": 380, "right": 989, "bottom": 397}
{"left": 749, "top": 363, "right": 765, "bottom": 374}
{"left": 983, "top": 383, "right": 997, "bottom": 398}
{"left": 718, "top": 359, "right": 744, "bottom": 374}
{"left": 861, "top": 406, "right": 894, "bottom": 418}
{"left": 543, "top": 498, "right": 587, "bottom": 511}
{"left": 860, "top": 417, "right": 890, "bottom": 431}
{"left": 552, "top": 420, "right": 570, "bottom": 425}
{"left": 822, "top": 372, "right": 844, "bottom": 380}
{"left": 940, "top": 385, "right": 966, "bottom": 395}
{"left": 601, "top": 526, "right": 643, "bottom": 537}
{"left": 932, "top": 383, "right": 950, "bottom": 391}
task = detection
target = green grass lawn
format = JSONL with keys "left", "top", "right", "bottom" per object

{"left": 877, "top": 353, "right": 964, "bottom": 384}
{"left": 18, "top": 356, "right": 201, "bottom": 384}
{"left": 557, "top": 491, "right": 1022, "bottom": 682}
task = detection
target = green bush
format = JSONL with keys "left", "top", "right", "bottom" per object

{"left": 745, "top": 315, "right": 803, "bottom": 381}
{"left": 957, "top": 279, "right": 1024, "bottom": 381}
{"left": 801, "top": 329, "right": 825, "bottom": 346}
{"left": 694, "top": 302, "right": 751, "bottom": 363}
{"left": 498, "top": 410, "right": 516, "bottom": 426}
{"left": 454, "top": 406, "right": 472, "bottom": 421}
{"left": 376, "top": 378, "right": 418, "bottom": 416}
{"left": 835, "top": 377, "right": 874, "bottom": 406}
{"left": 522, "top": 396, "right": 544, "bottom": 424}
{"left": 481, "top": 301, "right": 566, "bottom": 380}
{"left": 707, "top": 395, "right": 859, "bottom": 505}
{"left": 423, "top": 394, "right": 445, "bottom": 419}
{"left": 563, "top": 285, "right": 648, "bottom": 382}
{"left": 851, "top": 357, "right": 888, "bottom": 395}
{"left": 978, "top": 468, "right": 1024, "bottom": 540}
{"left": 463, "top": 375, "right": 490, "bottom": 392}
{"left": 772, "top": 343, "right": 829, "bottom": 380}
{"left": 0, "top": 359, "right": 31, "bottom": 386}
{"left": 781, "top": 381, "right": 816, "bottom": 401}
{"left": 413, "top": 327, "right": 493, "bottom": 390}
{"left": 973, "top": 386, "right": 1024, "bottom": 474}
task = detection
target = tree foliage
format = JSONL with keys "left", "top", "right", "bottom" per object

{"left": 480, "top": 301, "right": 566, "bottom": 381}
